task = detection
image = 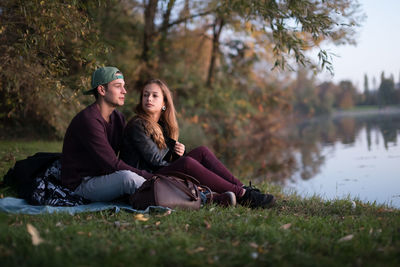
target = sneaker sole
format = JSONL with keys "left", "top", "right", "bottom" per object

{"left": 227, "top": 191, "right": 237, "bottom": 207}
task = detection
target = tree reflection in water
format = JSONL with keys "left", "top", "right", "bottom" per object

{"left": 210, "top": 111, "right": 400, "bottom": 186}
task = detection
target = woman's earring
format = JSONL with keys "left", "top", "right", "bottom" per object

{"left": 162, "top": 106, "right": 166, "bottom": 111}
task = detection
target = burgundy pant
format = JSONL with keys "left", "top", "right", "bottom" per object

{"left": 157, "top": 146, "right": 245, "bottom": 197}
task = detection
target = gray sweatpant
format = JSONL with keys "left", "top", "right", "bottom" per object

{"left": 74, "top": 170, "right": 146, "bottom": 202}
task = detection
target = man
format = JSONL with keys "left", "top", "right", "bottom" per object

{"left": 61, "top": 66, "right": 152, "bottom": 202}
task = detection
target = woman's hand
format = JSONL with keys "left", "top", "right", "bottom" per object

{"left": 174, "top": 141, "right": 185, "bottom": 156}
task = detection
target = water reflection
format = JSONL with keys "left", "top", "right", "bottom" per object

{"left": 288, "top": 111, "right": 400, "bottom": 208}
{"left": 297, "top": 113, "right": 400, "bottom": 149}
{"left": 215, "top": 110, "right": 400, "bottom": 208}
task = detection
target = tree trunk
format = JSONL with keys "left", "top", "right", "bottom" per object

{"left": 206, "top": 17, "right": 224, "bottom": 88}
{"left": 138, "top": 0, "right": 158, "bottom": 88}
{"left": 159, "top": 0, "right": 176, "bottom": 63}
{"left": 142, "top": 0, "right": 158, "bottom": 62}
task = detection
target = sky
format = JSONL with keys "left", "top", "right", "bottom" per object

{"left": 317, "top": 0, "right": 400, "bottom": 91}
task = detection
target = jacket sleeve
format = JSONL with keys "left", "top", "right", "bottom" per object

{"left": 127, "top": 122, "right": 171, "bottom": 169}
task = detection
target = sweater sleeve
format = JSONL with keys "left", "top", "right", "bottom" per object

{"left": 76, "top": 114, "right": 152, "bottom": 180}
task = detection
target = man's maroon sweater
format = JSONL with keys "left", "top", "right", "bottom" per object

{"left": 61, "top": 103, "right": 151, "bottom": 190}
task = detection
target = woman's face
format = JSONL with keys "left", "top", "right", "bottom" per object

{"left": 142, "top": 83, "right": 165, "bottom": 117}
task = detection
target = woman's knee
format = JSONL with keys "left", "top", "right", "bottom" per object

{"left": 189, "top": 145, "right": 212, "bottom": 158}
{"left": 180, "top": 156, "right": 199, "bottom": 170}
{"left": 194, "top": 145, "right": 211, "bottom": 154}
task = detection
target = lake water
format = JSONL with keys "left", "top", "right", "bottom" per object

{"left": 286, "top": 111, "right": 400, "bottom": 208}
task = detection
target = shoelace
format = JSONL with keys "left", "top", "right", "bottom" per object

{"left": 244, "top": 181, "right": 261, "bottom": 192}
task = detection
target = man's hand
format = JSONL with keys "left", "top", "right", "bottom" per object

{"left": 174, "top": 141, "right": 185, "bottom": 156}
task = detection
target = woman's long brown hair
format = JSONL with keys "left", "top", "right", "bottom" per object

{"left": 132, "top": 79, "right": 179, "bottom": 149}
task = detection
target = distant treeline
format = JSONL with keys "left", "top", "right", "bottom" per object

{"left": 291, "top": 69, "right": 400, "bottom": 116}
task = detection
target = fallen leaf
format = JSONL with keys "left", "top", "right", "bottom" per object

{"left": 338, "top": 234, "right": 354, "bottom": 242}
{"left": 156, "top": 210, "right": 172, "bottom": 217}
{"left": 55, "top": 222, "right": 63, "bottom": 227}
{"left": 232, "top": 240, "right": 240, "bottom": 247}
{"left": 185, "top": 224, "right": 189, "bottom": 231}
{"left": 187, "top": 247, "right": 205, "bottom": 254}
{"left": 26, "top": 224, "right": 44, "bottom": 246}
{"left": 134, "top": 214, "right": 149, "bottom": 222}
{"left": 204, "top": 220, "right": 211, "bottom": 229}
{"left": 77, "top": 231, "right": 85, "bottom": 235}
{"left": 280, "top": 223, "right": 291, "bottom": 230}
{"left": 249, "top": 242, "right": 258, "bottom": 249}
{"left": 164, "top": 210, "right": 172, "bottom": 216}
{"left": 155, "top": 221, "right": 161, "bottom": 226}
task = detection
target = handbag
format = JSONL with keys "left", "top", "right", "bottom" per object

{"left": 129, "top": 171, "right": 202, "bottom": 210}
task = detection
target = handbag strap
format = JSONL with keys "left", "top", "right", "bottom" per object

{"left": 157, "top": 170, "right": 200, "bottom": 185}
{"left": 156, "top": 174, "right": 199, "bottom": 201}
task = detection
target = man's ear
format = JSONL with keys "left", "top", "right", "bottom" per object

{"left": 97, "top": 85, "right": 106, "bottom": 96}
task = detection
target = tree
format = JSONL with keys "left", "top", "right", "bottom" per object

{"left": 0, "top": 0, "right": 108, "bottom": 136}
{"left": 378, "top": 78, "right": 395, "bottom": 106}
{"left": 337, "top": 80, "right": 356, "bottom": 109}
{"left": 363, "top": 73, "right": 370, "bottom": 104}
{"left": 133, "top": 0, "right": 363, "bottom": 88}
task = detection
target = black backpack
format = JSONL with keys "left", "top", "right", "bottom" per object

{"left": 3, "top": 152, "right": 61, "bottom": 200}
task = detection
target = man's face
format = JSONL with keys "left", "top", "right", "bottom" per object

{"left": 102, "top": 78, "right": 126, "bottom": 107}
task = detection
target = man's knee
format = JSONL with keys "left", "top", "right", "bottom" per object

{"left": 118, "top": 170, "right": 145, "bottom": 193}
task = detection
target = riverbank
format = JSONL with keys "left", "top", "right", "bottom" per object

{"left": 1, "top": 140, "right": 399, "bottom": 266}
{"left": 332, "top": 105, "right": 400, "bottom": 118}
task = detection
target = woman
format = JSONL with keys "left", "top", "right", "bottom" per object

{"left": 120, "top": 79, "right": 275, "bottom": 208}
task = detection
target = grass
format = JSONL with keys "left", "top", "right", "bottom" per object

{"left": 0, "top": 140, "right": 399, "bottom": 266}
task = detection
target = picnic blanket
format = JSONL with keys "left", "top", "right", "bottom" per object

{"left": 0, "top": 197, "right": 170, "bottom": 215}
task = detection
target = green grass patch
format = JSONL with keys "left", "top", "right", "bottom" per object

{"left": 0, "top": 140, "right": 399, "bottom": 266}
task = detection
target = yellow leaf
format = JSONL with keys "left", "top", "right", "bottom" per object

{"left": 26, "top": 224, "right": 44, "bottom": 246}
{"left": 134, "top": 214, "right": 149, "bottom": 221}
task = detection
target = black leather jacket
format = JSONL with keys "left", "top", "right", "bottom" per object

{"left": 120, "top": 118, "right": 179, "bottom": 173}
